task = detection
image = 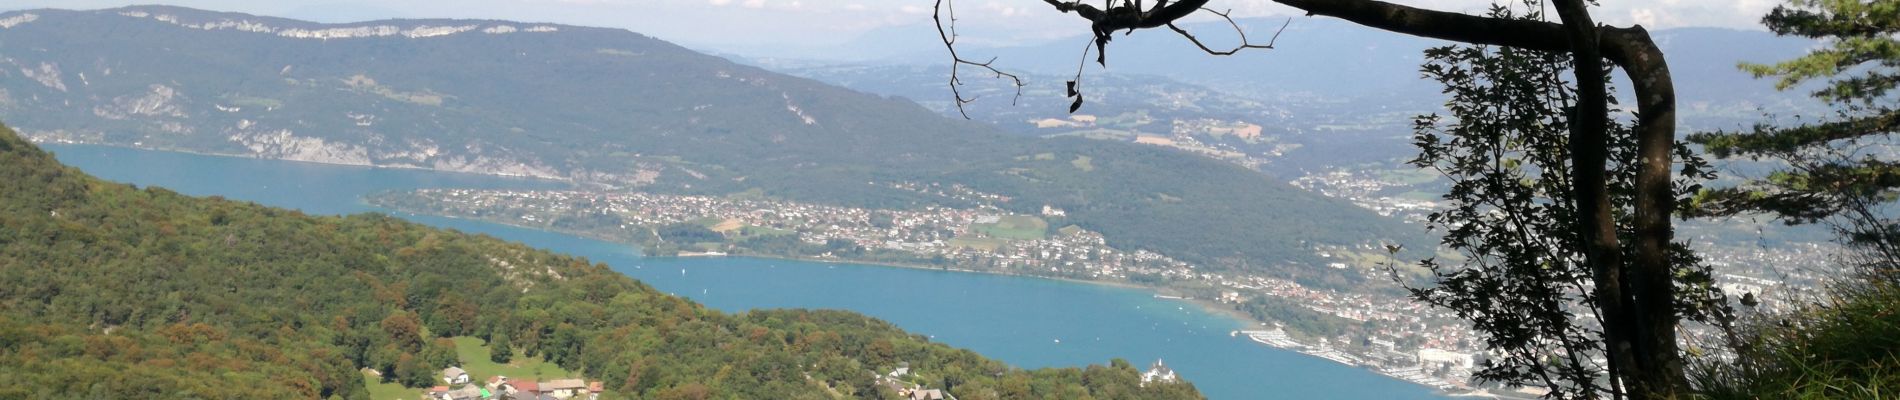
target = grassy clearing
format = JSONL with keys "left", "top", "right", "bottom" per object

{"left": 687, "top": 216, "right": 789, "bottom": 243}
{"left": 1071, "top": 155, "right": 1095, "bottom": 172}
{"left": 739, "top": 225, "right": 791, "bottom": 238}
{"left": 1099, "top": 110, "right": 1153, "bottom": 129}
{"left": 450, "top": 336, "right": 580, "bottom": 385}
{"left": 362, "top": 370, "right": 415, "bottom": 400}
{"left": 709, "top": 218, "right": 745, "bottom": 233}
{"left": 972, "top": 215, "right": 1048, "bottom": 240}
{"left": 687, "top": 216, "right": 725, "bottom": 228}
{"left": 1058, "top": 225, "right": 1085, "bottom": 236}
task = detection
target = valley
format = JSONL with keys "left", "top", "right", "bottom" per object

{"left": 41, "top": 141, "right": 1450, "bottom": 400}
{"left": 0, "top": 5, "right": 1419, "bottom": 281}
{"left": 0, "top": 3, "right": 1871, "bottom": 399}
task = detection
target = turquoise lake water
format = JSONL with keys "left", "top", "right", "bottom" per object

{"left": 46, "top": 144, "right": 1447, "bottom": 400}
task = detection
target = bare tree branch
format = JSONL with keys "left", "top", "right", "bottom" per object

{"left": 933, "top": 0, "right": 1023, "bottom": 119}
{"left": 1167, "top": 9, "right": 1288, "bottom": 56}
{"left": 1066, "top": 40, "right": 1094, "bottom": 113}
{"left": 1050, "top": 0, "right": 1575, "bottom": 55}
{"left": 1043, "top": 0, "right": 1211, "bottom": 31}
{"left": 944, "top": 0, "right": 1288, "bottom": 115}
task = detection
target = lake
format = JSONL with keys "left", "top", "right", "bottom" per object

{"left": 47, "top": 144, "right": 1446, "bottom": 400}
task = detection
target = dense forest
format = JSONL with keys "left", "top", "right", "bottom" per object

{"left": 0, "top": 125, "right": 1201, "bottom": 399}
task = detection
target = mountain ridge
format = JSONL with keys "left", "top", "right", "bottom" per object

{"left": 0, "top": 5, "right": 1426, "bottom": 274}
{"left": 766, "top": 18, "right": 1823, "bottom": 123}
{"left": 12, "top": 5, "right": 584, "bottom": 36}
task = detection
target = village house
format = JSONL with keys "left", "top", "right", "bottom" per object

{"left": 887, "top": 361, "right": 911, "bottom": 379}
{"left": 908, "top": 388, "right": 945, "bottom": 400}
{"left": 442, "top": 366, "right": 469, "bottom": 385}
{"left": 497, "top": 377, "right": 602, "bottom": 400}
{"left": 542, "top": 379, "right": 586, "bottom": 398}
{"left": 434, "top": 385, "right": 484, "bottom": 400}
{"left": 502, "top": 379, "right": 538, "bottom": 397}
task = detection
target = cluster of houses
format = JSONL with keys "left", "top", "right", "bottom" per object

{"left": 879, "top": 363, "right": 952, "bottom": 400}
{"left": 899, "top": 388, "right": 946, "bottom": 400}
{"left": 427, "top": 367, "right": 604, "bottom": 400}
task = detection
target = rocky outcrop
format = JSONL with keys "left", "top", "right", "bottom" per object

{"left": 227, "top": 129, "right": 372, "bottom": 166}
{"left": 20, "top": 62, "right": 66, "bottom": 92}
{"left": 93, "top": 84, "right": 186, "bottom": 120}
{"left": 0, "top": 13, "right": 38, "bottom": 29}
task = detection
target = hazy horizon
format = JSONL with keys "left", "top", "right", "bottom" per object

{"left": 0, "top": 0, "right": 1782, "bottom": 55}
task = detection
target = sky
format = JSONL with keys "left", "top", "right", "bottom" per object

{"left": 0, "top": 0, "right": 1783, "bottom": 50}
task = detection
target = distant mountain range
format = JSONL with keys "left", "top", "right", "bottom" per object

{"left": 750, "top": 18, "right": 1825, "bottom": 132}
{"left": 744, "top": 18, "right": 1828, "bottom": 179}
{"left": 0, "top": 6, "right": 1420, "bottom": 275}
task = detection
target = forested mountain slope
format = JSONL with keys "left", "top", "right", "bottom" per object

{"left": 0, "top": 125, "right": 1199, "bottom": 399}
{"left": 0, "top": 6, "right": 1423, "bottom": 270}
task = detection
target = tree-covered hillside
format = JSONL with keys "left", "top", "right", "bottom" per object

{"left": 0, "top": 124, "right": 1199, "bottom": 399}
{"left": 0, "top": 6, "right": 1425, "bottom": 272}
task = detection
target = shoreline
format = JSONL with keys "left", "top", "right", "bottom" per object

{"left": 662, "top": 249, "right": 1157, "bottom": 292}
{"left": 44, "top": 139, "right": 1195, "bottom": 297}
{"left": 670, "top": 250, "right": 1482, "bottom": 397}
{"left": 385, "top": 209, "right": 1158, "bottom": 293}
{"left": 59, "top": 141, "right": 1467, "bottom": 397}
{"left": 379, "top": 209, "right": 1472, "bottom": 396}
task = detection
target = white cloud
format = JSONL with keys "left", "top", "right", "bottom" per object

{"left": 708, "top": 0, "right": 731, "bottom": 5}
{"left": 1629, "top": 8, "right": 1669, "bottom": 27}
{"left": 979, "top": 2, "right": 1022, "bottom": 17}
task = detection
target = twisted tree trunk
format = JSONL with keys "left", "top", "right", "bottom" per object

{"left": 1552, "top": 1, "right": 1638, "bottom": 397}
{"left": 1602, "top": 27, "right": 1686, "bottom": 398}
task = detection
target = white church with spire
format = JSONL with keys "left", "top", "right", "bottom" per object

{"left": 1140, "top": 358, "right": 1178, "bottom": 386}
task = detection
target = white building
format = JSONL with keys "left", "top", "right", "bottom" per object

{"left": 1140, "top": 359, "right": 1178, "bottom": 386}
{"left": 1417, "top": 348, "right": 1475, "bottom": 369}
{"left": 441, "top": 366, "right": 469, "bottom": 385}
